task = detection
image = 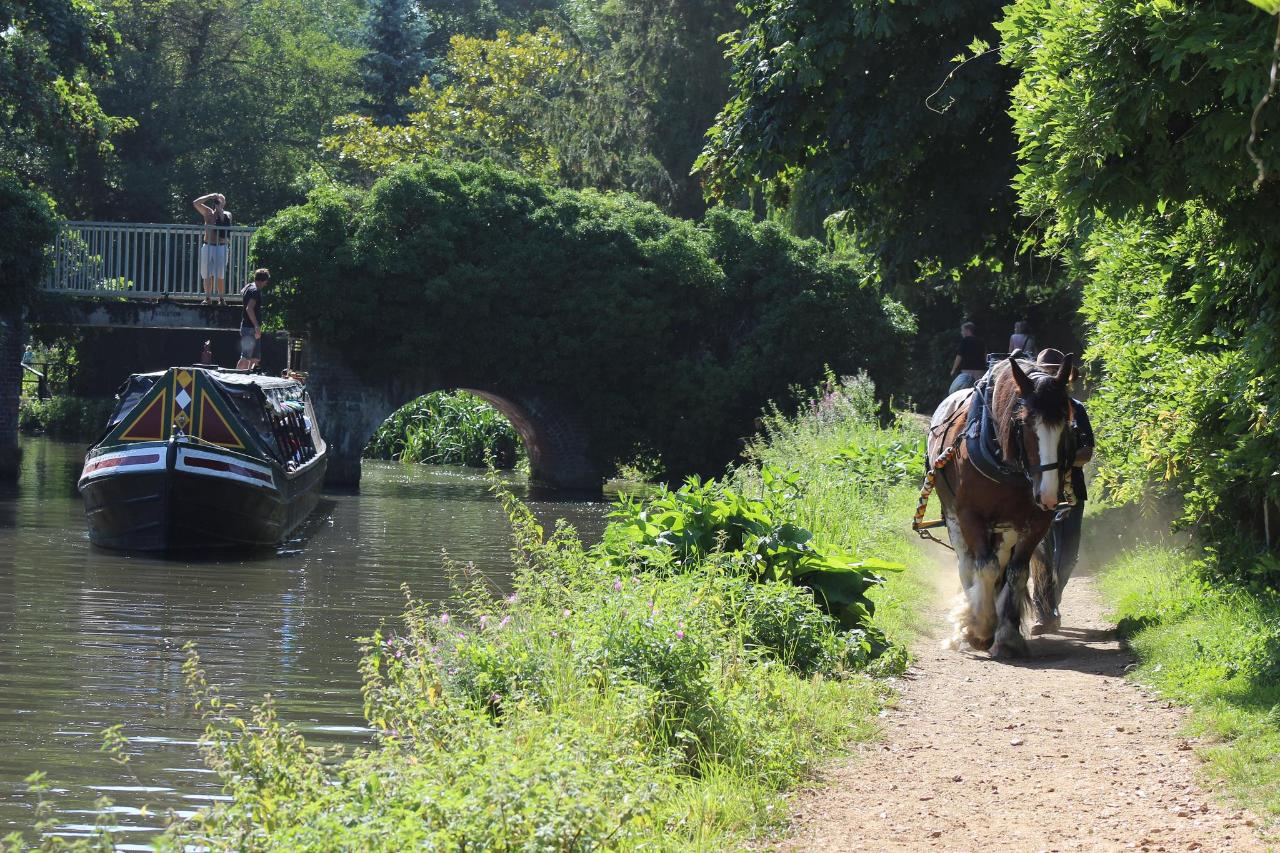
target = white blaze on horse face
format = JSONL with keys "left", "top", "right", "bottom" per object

{"left": 1034, "top": 420, "right": 1063, "bottom": 511}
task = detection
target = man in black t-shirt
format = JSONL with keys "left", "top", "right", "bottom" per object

{"left": 949, "top": 321, "right": 986, "bottom": 393}
{"left": 237, "top": 268, "right": 269, "bottom": 371}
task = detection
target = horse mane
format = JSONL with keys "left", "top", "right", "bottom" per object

{"left": 989, "top": 357, "right": 1066, "bottom": 460}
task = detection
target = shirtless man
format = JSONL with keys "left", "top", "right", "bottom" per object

{"left": 193, "top": 192, "right": 232, "bottom": 302}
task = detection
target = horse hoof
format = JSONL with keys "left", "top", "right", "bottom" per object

{"left": 963, "top": 628, "right": 994, "bottom": 651}
{"left": 990, "top": 625, "right": 1029, "bottom": 658}
{"left": 1030, "top": 617, "right": 1059, "bottom": 636}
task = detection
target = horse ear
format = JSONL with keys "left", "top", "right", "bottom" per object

{"left": 1055, "top": 353, "right": 1076, "bottom": 388}
{"left": 1008, "top": 356, "right": 1035, "bottom": 397}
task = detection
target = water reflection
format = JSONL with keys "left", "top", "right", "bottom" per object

{"left": 0, "top": 438, "right": 610, "bottom": 841}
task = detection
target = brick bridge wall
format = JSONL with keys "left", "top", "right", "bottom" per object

{"left": 0, "top": 312, "right": 23, "bottom": 476}
{"left": 305, "top": 341, "right": 604, "bottom": 493}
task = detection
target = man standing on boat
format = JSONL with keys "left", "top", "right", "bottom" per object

{"left": 193, "top": 192, "right": 233, "bottom": 303}
{"left": 238, "top": 269, "right": 269, "bottom": 371}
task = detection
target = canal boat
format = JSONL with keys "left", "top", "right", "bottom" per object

{"left": 78, "top": 367, "right": 327, "bottom": 551}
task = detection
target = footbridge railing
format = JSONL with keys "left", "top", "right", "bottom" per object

{"left": 42, "top": 221, "right": 257, "bottom": 300}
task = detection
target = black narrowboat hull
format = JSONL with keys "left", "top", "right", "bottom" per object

{"left": 79, "top": 440, "right": 327, "bottom": 551}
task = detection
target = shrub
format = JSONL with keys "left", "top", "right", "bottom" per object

{"left": 19, "top": 396, "right": 114, "bottom": 441}
{"left": 365, "top": 390, "right": 520, "bottom": 468}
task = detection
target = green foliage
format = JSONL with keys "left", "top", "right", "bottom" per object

{"left": 697, "top": 0, "right": 1083, "bottom": 404}
{"left": 19, "top": 396, "right": 114, "bottom": 440}
{"left": 365, "top": 390, "right": 520, "bottom": 468}
{"left": 1000, "top": 0, "right": 1280, "bottom": 573}
{"left": 92, "top": 0, "right": 364, "bottom": 222}
{"left": 1100, "top": 545, "right": 1280, "bottom": 819}
{"left": 599, "top": 469, "right": 901, "bottom": 636}
{"left": 253, "top": 160, "right": 912, "bottom": 479}
{"left": 0, "top": 0, "right": 126, "bottom": 192}
{"left": 700, "top": 0, "right": 1017, "bottom": 270}
{"left": 328, "top": 28, "right": 670, "bottom": 200}
{"left": 0, "top": 173, "right": 57, "bottom": 311}
{"left": 358, "top": 0, "right": 432, "bottom": 125}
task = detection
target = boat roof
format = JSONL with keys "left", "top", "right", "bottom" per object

{"left": 129, "top": 367, "right": 303, "bottom": 392}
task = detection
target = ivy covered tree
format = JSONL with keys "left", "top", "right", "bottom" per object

{"left": 254, "top": 160, "right": 914, "bottom": 477}
{"left": 358, "top": 0, "right": 432, "bottom": 125}
{"left": 999, "top": 0, "right": 1280, "bottom": 573}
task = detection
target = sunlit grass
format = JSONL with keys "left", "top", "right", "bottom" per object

{"left": 1100, "top": 546, "right": 1280, "bottom": 822}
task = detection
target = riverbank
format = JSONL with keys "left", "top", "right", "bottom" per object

{"left": 1100, "top": 546, "right": 1280, "bottom": 826}
{"left": 18, "top": 396, "right": 112, "bottom": 441}
{"left": 64, "top": 376, "right": 927, "bottom": 849}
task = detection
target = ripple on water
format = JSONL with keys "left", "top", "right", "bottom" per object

{"left": 0, "top": 437, "right": 609, "bottom": 843}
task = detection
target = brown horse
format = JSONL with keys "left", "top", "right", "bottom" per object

{"left": 928, "top": 354, "right": 1075, "bottom": 657}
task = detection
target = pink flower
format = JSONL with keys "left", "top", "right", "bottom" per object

{"left": 676, "top": 620, "right": 686, "bottom": 641}
{"left": 612, "top": 579, "right": 623, "bottom": 593}
{"left": 562, "top": 609, "right": 571, "bottom": 618}
{"left": 439, "top": 613, "right": 450, "bottom": 626}
{"left": 498, "top": 616, "right": 511, "bottom": 629}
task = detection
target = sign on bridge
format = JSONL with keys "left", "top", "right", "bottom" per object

{"left": 43, "top": 221, "right": 257, "bottom": 300}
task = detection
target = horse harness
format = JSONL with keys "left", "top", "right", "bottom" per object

{"left": 913, "top": 366, "right": 1077, "bottom": 549}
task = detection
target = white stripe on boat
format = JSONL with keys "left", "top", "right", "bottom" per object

{"left": 175, "top": 448, "right": 275, "bottom": 490}
{"left": 80, "top": 447, "right": 167, "bottom": 482}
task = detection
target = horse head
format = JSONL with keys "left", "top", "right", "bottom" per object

{"left": 1005, "top": 354, "right": 1075, "bottom": 512}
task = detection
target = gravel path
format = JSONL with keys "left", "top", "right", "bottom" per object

{"left": 782, "top": 553, "right": 1269, "bottom": 852}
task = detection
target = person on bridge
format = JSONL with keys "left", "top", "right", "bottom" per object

{"left": 193, "top": 192, "right": 233, "bottom": 303}
{"left": 20, "top": 346, "right": 33, "bottom": 367}
{"left": 238, "top": 269, "right": 269, "bottom": 371}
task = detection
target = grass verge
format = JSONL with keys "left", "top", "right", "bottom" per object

{"left": 1100, "top": 545, "right": 1280, "bottom": 823}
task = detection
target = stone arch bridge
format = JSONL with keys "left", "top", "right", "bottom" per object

{"left": 12, "top": 293, "right": 602, "bottom": 491}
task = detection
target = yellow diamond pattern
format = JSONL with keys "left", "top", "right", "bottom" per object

{"left": 176, "top": 369, "right": 193, "bottom": 387}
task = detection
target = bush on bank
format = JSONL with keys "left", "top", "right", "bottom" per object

{"left": 1101, "top": 547, "right": 1280, "bottom": 821}
{"left": 11, "top": 374, "right": 926, "bottom": 850}
{"left": 365, "top": 390, "right": 521, "bottom": 469}
{"left": 253, "top": 160, "right": 914, "bottom": 479}
{"left": 18, "top": 396, "right": 114, "bottom": 442}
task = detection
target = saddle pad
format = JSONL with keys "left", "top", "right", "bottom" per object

{"left": 929, "top": 388, "right": 973, "bottom": 463}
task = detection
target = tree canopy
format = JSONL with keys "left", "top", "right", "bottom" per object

{"left": 1001, "top": 0, "right": 1280, "bottom": 574}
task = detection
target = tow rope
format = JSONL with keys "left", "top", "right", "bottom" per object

{"left": 912, "top": 440, "right": 958, "bottom": 551}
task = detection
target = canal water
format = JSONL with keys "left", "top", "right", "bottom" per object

{"left": 0, "top": 437, "right": 613, "bottom": 846}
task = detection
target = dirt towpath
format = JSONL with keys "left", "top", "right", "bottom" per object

{"left": 783, "top": 555, "right": 1269, "bottom": 852}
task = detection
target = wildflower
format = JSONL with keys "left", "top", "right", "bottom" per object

{"left": 489, "top": 692, "right": 502, "bottom": 706}
{"left": 479, "top": 614, "right": 489, "bottom": 629}
{"left": 506, "top": 593, "right": 518, "bottom": 604}
{"left": 498, "top": 616, "right": 511, "bottom": 629}
{"left": 676, "top": 620, "right": 686, "bottom": 641}
{"left": 612, "top": 578, "right": 623, "bottom": 593}
{"left": 439, "top": 613, "right": 450, "bottom": 626}
{"left": 562, "top": 609, "right": 571, "bottom": 618}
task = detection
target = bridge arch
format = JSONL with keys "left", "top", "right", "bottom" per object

{"left": 305, "top": 341, "right": 602, "bottom": 491}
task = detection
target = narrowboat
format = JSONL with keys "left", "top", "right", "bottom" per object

{"left": 78, "top": 367, "right": 327, "bottom": 551}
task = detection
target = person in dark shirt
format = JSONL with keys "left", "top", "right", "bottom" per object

{"left": 949, "top": 322, "right": 986, "bottom": 393}
{"left": 237, "top": 268, "right": 269, "bottom": 371}
{"left": 1036, "top": 348, "right": 1095, "bottom": 613}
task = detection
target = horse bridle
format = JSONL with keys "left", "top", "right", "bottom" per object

{"left": 1008, "top": 402, "right": 1076, "bottom": 481}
